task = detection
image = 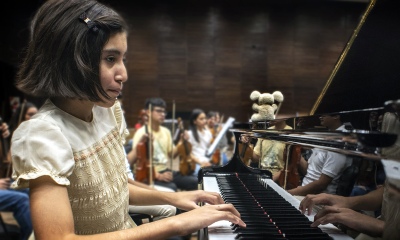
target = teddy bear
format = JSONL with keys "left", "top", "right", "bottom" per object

{"left": 250, "top": 90, "right": 284, "bottom": 122}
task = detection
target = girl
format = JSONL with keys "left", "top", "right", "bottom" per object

{"left": 10, "top": 0, "right": 245, "bottom": 239}
{"left": 187, "top": 109, "right": 213, "bottom": 176}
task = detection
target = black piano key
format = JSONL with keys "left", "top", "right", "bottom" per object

{"left": 271, "top": 222, "right": 316, "bottom": 229}
{"left": 232, "top": 223, "right": 278, "bottom": 230}
{"left": 213, "top": 174, "right": 334, "bottom": 240}
{"left": 282, "top": 227, "right": 324, "bottom": 234}
{"left": 235, "top": 232, "right": 287, "bottom": 240}
{"left": 269, "top": 216, "right": 310, "bottom": 222}
{"left": 283, "top": 233, "right": 333, "bottom": 240}
{"left": 233, "top": 228, "right": 281, "bottom": 234}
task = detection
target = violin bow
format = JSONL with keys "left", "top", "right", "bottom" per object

{"left": 148, "top": 104, "right": 154, "bottom": 187}
{"left": 170, "top": 100, "right": 176, "bottom": 170}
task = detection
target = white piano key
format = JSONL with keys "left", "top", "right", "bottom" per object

{"left": 202, "top": 176, "right": 353, "bottom": 240}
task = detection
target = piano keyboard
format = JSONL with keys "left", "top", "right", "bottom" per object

{"left": 201, "top": 174, "right": 353, "bottom": 240}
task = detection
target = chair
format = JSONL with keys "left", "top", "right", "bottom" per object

{"left": 336, "top": 157, "right": 362, "bottom": 196}
{"left": 129, "top": 213, "right": 153, "bottom": 226}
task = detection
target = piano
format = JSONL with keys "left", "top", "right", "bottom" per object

{"left": 198, "top": 0, "right": 400, "bottom": 239}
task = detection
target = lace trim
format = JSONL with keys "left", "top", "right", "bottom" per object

{"left": 11, "top": 169, "right": 70, "bottom": 189}
{"left": 74, "top": 130, "right": 120, "bottom": 161}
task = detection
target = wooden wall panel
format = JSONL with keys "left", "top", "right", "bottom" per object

{"left": 101, "top": 0, "right": 366, "bottom": 126}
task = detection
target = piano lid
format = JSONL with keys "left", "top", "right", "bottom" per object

{"left": 232, "top": 99, "right": 400, "bottom": 161}
{"left": 311, "top": 0, "right": 400, "bottom": 115}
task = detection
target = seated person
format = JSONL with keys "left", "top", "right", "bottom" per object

{"left": 187, "top": 108, "right": 213, "bottom": 176}
{"left": 287, "top": 148, "right": 352, "bottom": 196}
{"left": 351, "top": 160, "right": 385, "bottom": 198}
{"left": 0, "top": 178, "right": 32, "bottom": 240}
{"left": 128, "top": 97, "right": 198, "bottom": 191}
{"left": 206, "top": 111, "right": 229, "bottom": 165}
{"left": 0, "top": 122, "right": 32, "bottom": 240}
{"left": 288, "top": 114, "right": 353, "bottom": 196}
{"left": 251, "top": 119, "right": 292, "bottom": 182}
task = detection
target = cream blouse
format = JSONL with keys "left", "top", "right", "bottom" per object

{"left": 10, "top": 99, "right": 135, "bottom": 234}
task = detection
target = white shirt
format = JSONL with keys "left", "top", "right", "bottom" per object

{"left": 301, "top": 124, "right": 353, "bottom": 194}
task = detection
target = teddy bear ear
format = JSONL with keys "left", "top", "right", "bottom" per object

{"left": 250, "top": 90, "right": 261, "bottom": 101}
{"left": 272, "top": 91, "right": 284, "bottom": 103}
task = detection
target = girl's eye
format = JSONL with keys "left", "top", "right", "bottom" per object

{"left": 106, "top": 56, "right": 115, "bottom": 62}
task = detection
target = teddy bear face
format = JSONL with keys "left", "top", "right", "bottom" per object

{"left": 250, "top": 90, "right": 283, "bottom": 122}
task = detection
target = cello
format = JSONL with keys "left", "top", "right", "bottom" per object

{"left": 176, "top": 118, "right": 196, "bottom": 176}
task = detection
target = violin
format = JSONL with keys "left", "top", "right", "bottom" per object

{"left": 277, "top": 144, "right": 302, "bottom": 190}
{"left": 209, "top": 115, "right": 224, "bottom": 165}
{"left": 210, "top": 128, "right": 220, "bottom": 165}
{"left": 238, "top": 136, "right": 254, "bottom": 166}
{"left": 176, "top": 118, "right": 196, "bottom": 176}
{"left": 134, "top": 137, "right": 150, "bottom": 183}
{"left": 134, "top": 119, "right": 155, "bottom": 185}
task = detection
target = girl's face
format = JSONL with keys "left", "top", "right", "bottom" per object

{"left": 97, "top": 32, "right": 128, "bottom": 108}
{"left": 25, "top": 107, "right": 38, "bottom": 121}
{"left": 194, "top": 112, "right": 207, "bottom": 129}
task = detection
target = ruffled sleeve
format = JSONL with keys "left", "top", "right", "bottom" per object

{"left": 10, "top": 118, "right": 75, "bottom": 189}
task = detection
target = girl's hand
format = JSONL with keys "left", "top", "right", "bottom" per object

{"left": 167, "top": 190, "right": 224, "bottom": 211}
{"left": 167, "top": 204, "right": 246, "bottom": 236}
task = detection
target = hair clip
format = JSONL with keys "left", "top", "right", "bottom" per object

{"left": 79, "top": 12, "right": 99, "bottom": 33}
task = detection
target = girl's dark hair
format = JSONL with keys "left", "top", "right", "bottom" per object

{"left": 16, "top": 0, "right": 128, "bottom": 102}
{"left": 188, "top": 108, "right": 205, "bottom": 143}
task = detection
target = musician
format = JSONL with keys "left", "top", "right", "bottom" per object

{"left": 8, "top": 101, "right": 38, "bottom": 136}
{"left": 288, "top": 114, "right": 353, "bottom": 196}
{"left": 0, "top": 121, "right": 33, "bottom": 240}
{"left": 8, "top": 1, "right": 246, "bottom": 238}
{"left": 187, "top": 108, "right": 213, "bottom": 176}
{"left": 134, "top": 109, "right": 148, "bottom": 130}
{"left": 129, "top": 97, "right": 198, "bottom": 191}
{"left": 206, "top": 111, "right": 218, "bottom": 138}
{"left": 206, "top": 111, "right": 229, "bottom": 165}
{"left": 251, "top": 119, "right": 293, "bottom": 182}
